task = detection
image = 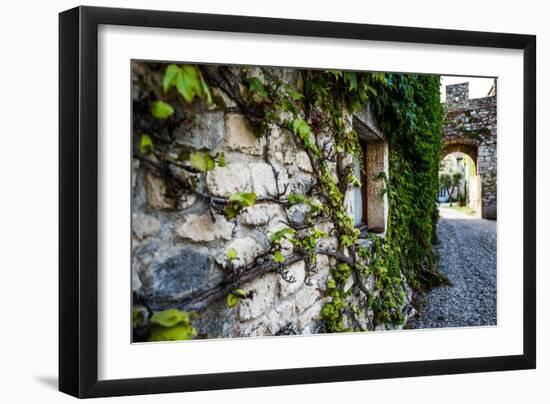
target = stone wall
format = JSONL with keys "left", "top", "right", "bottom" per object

{"left": 131, "top": 62, "right": 415, "bottom": 339}
{"left": 443, "top": 82, "right": 497, "bottom": 219}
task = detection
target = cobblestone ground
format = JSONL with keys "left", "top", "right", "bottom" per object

{"left": 412, "top": 206, "right": 497, "bottom": 329}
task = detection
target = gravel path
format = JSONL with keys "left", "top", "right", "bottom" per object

{"left": 412, "top": 206, "right": 497, "bottom": 329}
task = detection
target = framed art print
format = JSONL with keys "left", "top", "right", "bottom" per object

{"left": 59, "top": 6, "right": 536, "bottom": 398}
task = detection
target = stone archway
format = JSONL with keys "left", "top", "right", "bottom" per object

{"left": 441, "top": 144, "right": 481, "bottom": 213}
{"left": 442, "top": 140, "right": 478, "bottom": 174}
{"left": 442, "top": 82, "right": 497, "bottom": 220}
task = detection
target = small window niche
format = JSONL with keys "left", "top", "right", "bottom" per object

{"left": 346, "top": 106, "right": 389, "bottom": 236}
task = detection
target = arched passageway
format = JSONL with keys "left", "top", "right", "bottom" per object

{"left": 442, "top": 140, "right": 478, "bottom": 172}
{"left": 439, "top": 149, "right": 481, "bottom": 214}
{"left": 442, "top": 82, "right": 497, "bottom": 219}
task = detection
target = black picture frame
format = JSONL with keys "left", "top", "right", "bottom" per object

{"left": 59, "top": 6, "right": 536, "bottom": 398}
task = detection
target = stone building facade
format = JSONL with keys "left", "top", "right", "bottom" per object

{"left": 131, "top": 63, "right": 415, "bottom": 339}
{"left": 442, "top": 82, "right": 497, "bottom": 219}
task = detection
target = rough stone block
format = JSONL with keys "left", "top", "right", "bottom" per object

{"left": 239, "top": 203, "right": 282, "bottom": 226}
{"left": 310, "top": 255, "right": 331, "bottom": 289}
{"left": 206, "top": 162, "right": 252, "bottom": 197}
{"left": 174, "top": 111, "right": 224, "bottom": 150}
{"left": 219, "top": 237, "right": 265, "bottom": 267}
{"left": 265, "top": 300, "right": 295, "bottom": 334}
{"left": 295, "top": 285, "right": 321, "bottom": 313}
{"left": 250, "top": 162, "right": 288, "bottom": 198}
{"left": 295, "top": 151, "right": 313, "bottom": 173}
{"left": 145, "top": 170, "right": 174, "bottom": 209}
{"left": 237, "top": 316, "right": 270, "bottom": 337}
{"left": 287, "top": 203, "right": 309, "bottom": 227}
{"left": 225, "top": 113, "right": 262, "bottom": 155}
{"left": 176, "top": 213, "right": 234, "bottom": 242}
{"left": 296, "top": 299, "right": 324, "bottom": 334}
{"left": 132, "top": 213, "right": 161, "bottom": 240}
{"left": 279, "top": 261, "right": 305, "bottom": 297}
{"left": 151, "top": 247, "right": 220, "bottom": 298}
{"left": 238, "top": 273, "right": 279, "bottom": 321}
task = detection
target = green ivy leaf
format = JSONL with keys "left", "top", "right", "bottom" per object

{"left": 226, "top": 248, "right": 238, "bottom": 261}
{"left": 189, "top": 151, "right": 215, "bottom": 172}
{"left": 200, "top": 74, "right": 213, "bottom": 104}
{"left": 150, "top": 309, "right": 190, "bottom": 328}
{"left": 223, "top": 192, "right": 256, "bottom": 220}
{"left": 163, "top": 64, "right": 211, "bottom": 105}
{"left": 343, "top": 72, "right": 358, "bottom": 91}
{"left": 226, "top": 293, "right": 241, "bottom": 308}
{"left": 139, "top": 134, "right": 154, "bottom": 156}
{"left": 248, "top": 77, "right": 268, "bottom": 99}
{"left": 273, "top": 250, "right": 285, "bottom": 263}
{"left": 287, "top": 193, "right": 305, "bottom": 205}
{"left": 149, "top": 324, "right": 196, "bottom": 342}
{"left": 270, "top": 227, "right": 296, "bottom": 243}
{"left": 216, "top": 152, "right": 226, "bottom": 167}
{"left": 151, "top": 100, "right": 174, "bottom": 119}
{"left": 228, "top": 192, "right": 256, "bottom": 207}
{"left": 292, "top": 118, "right": 311, "bottom": 139}
{"left": 224, "top": 204, "right": 239, "bottom": 220}
{"left": 233, "top": 289, "right": 248, "bottom": 298}
{"left": 340, "top": 234, "right": 353, "bottom": 248}
{"left": 162, "top": 64, "right": 180, "bottom": 93}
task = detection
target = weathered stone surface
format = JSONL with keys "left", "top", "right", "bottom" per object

{"left": 212, "top": 87, "right": 237, "bottom": 108}
{"left": 317, "top": 223, "right": 337, "bottom": 250}
{"left": 295, "top": 285, "right": 321, "bottom": 313}
{"left": 176, "top": 213, "right": 234, "bottom": 242}
{"left": 295, "top": 151, "right": 313, "bottom": 173}
{"left": 296, "top": 300, "right": 325, "bottom": 334}
{"left": 206, "top": 162, "right": 252, "bottom": 197}
{"left": 279, "top": 261, "right": 306, "bottom": 297}
{"left": 266, "top": 300, "right": 296, "bottom": 334}
{"left": 287, "top": 203, "right": 309, "bottom": 227}
{"left": 179, "top": 193, "right": 197, "bottom": 210}
{"left": 250, "top": 162, "right": 288, "bottom": 198}
{"left": 238, "top": 273, "right": 279, "bottom": 321}
{"left": 310, "top": 256, "right": 331, "bottom": 289}
{"left": 145, "top": 170, "right": 173, "bottom": 209}
{"left": 174, "top": 111, "right": 224, "bottom": 150}
{"left": 239, "top": 203, "right": 281, "bottom": 226}
{"left": 245, "top": 66, "right": 265, "bottom": 83}
{"left": 225, "top": 114, "right": 262, "bottom": 155}
{"left": 197, "top": 300, "right": 238, "bottom": 338}
{"left": 151, "top": 247, "right": 220, "bottom": 298}
{"left": 218, "top": 237, "right": 264, "bottom": 267}
{"left": 238, "top": 316, "right": 270, "bottom": 337}
{"left": 132, "top": 213, "right": 161, "bottom": 240}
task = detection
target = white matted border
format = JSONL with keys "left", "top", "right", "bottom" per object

{"left": 98, "top": 25, "right": 523, "bottom": 381}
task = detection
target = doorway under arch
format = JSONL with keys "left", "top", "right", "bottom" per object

{"left": 439, "top": 147, "right": 481, "bottom": 215}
